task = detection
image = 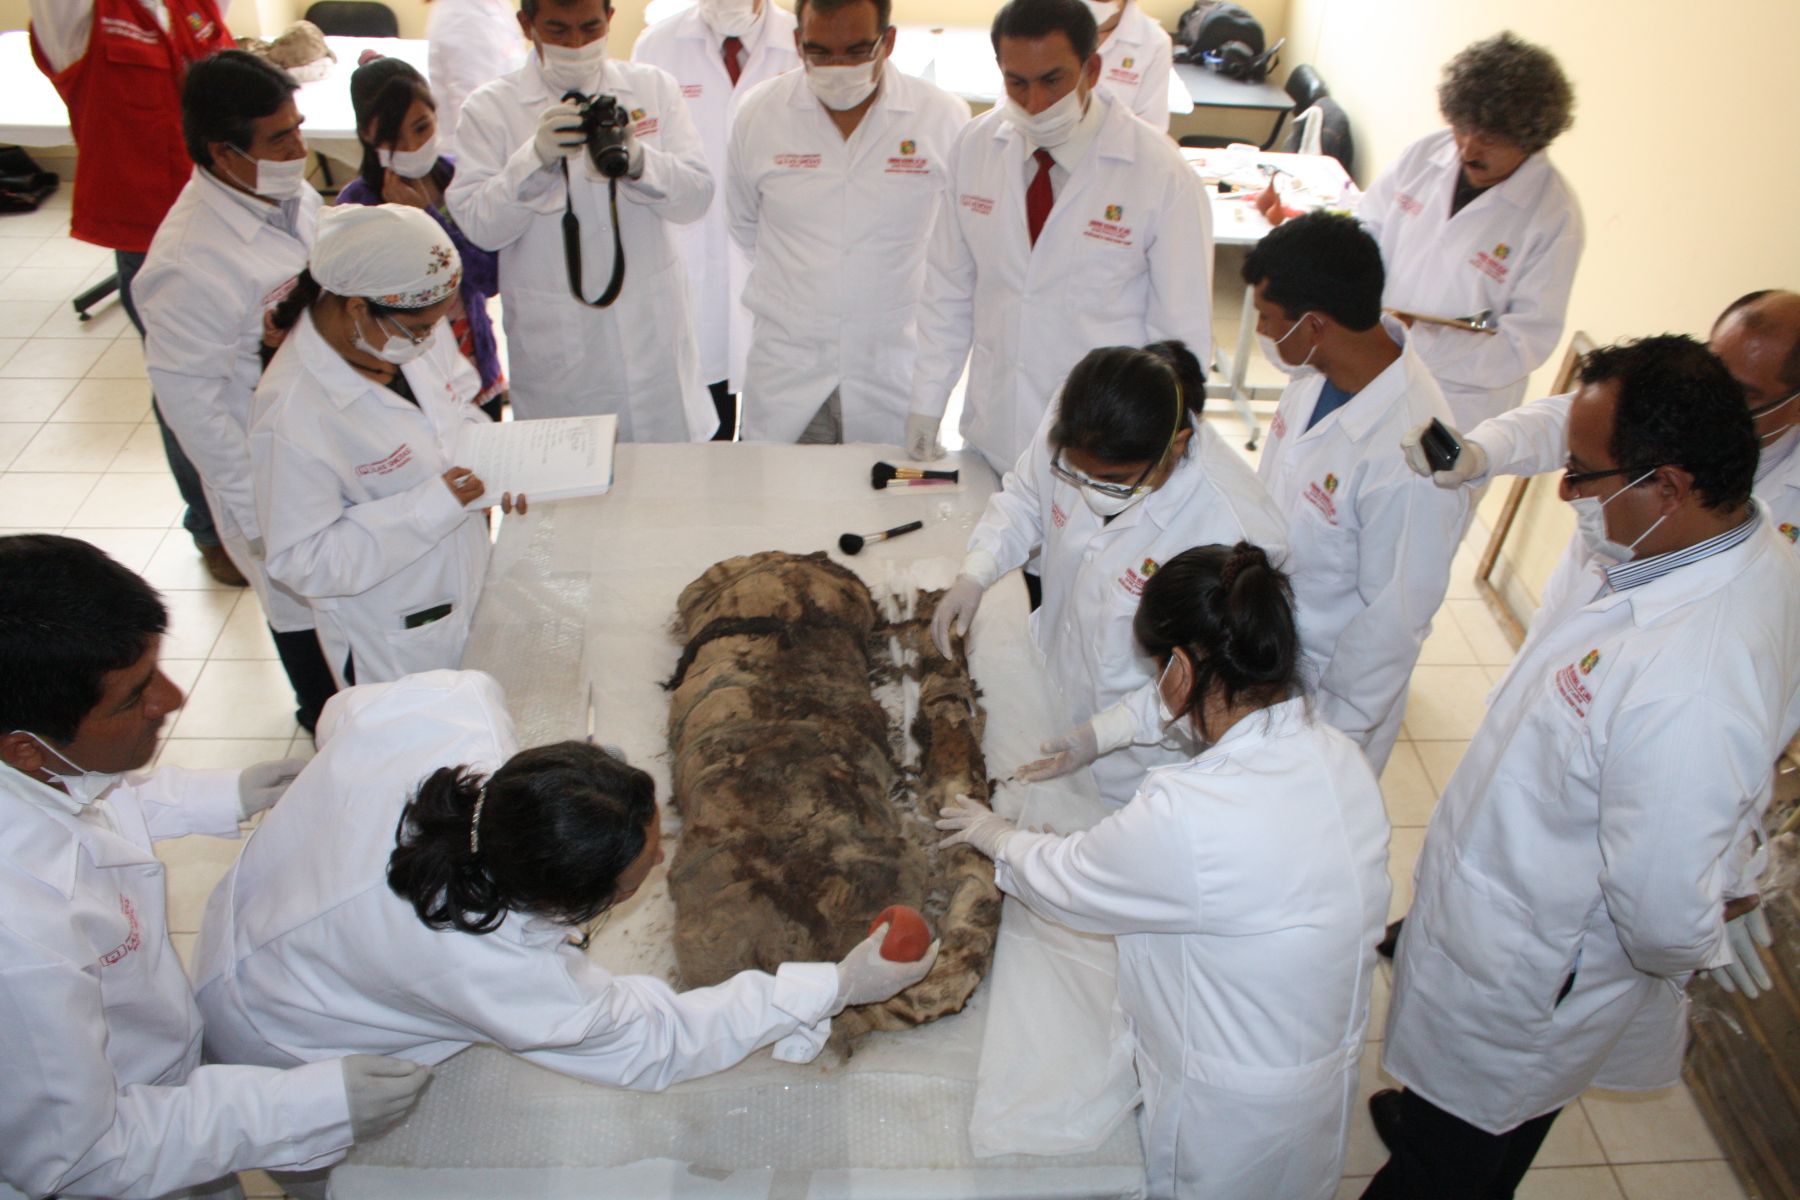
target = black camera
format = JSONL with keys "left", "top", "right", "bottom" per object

{"left": 563, "top": 90, "right": 632, "bottom": 179}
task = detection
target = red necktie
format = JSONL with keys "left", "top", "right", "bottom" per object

{"left": 722, "top": 36, "right": 743, "bottom": 86}
{"left": 1026, "top": 148, "right": 1054, "bottom": 247}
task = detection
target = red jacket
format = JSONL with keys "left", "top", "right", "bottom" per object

{"left": 31, "top": 0, "right": 235, "bottom": 253}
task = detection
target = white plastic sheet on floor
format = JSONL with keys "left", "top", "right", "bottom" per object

{"left": 330, "top": 443, "right": 1146, "bottom": 1199}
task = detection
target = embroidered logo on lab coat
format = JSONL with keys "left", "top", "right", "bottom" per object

{"left": 1781, "top": 522, "right": 1799, "bottom": 544}
{"left": 1579, "top": 649, "right": 1600, "bottom": 674}
{"left": 886, "top": 141, "right": 930, "bottom": 175}
{"left": 1084, "top": 210, "right": 1134, "bottom": 246}
{"left": 356, "top": 444, "right": 414, "bottom": 477}
{"left": 900, "top": 140, "right": 916, "bottom": 155}
{"left": 1469, "top": 247, "right": 1510, "bottom": 283}
{"left": 1051, "top": 501, "right": 1068, "bottom": 529}
{"left": 682, "top": 83, "right": 703, "bottom": 98}
{"left": 961, "top": 193, "right": 995, "bottom": 215}
{"left": 1119, "top": 557, "right": 1159, "bottom": 597}
{"left": 631, "top": 109, "right": 659, "bottom": 138}
{"left": 1270, "top": 412, "right": 1287, "bottom": 439}
{"left": 1304, "top": 477, "right": 1339, "bottom": 523}
{"left": 1107, "top": 63, "right": 1139, "bottom": 84}
{"left": 99, "top": 895, "right": 141, "bottom": 967}
{"left": 776, "top": 153, "right": 824, "bottom": 169}
{"left": 1493, "top": 243, "right": 1511, "bottom": 260}
{"left": 1105, "top": 204, "right": 1123, "bottom": 221}
{"left": 1554, "top": 658, "right": 1595, "bottom": 717}
{"left": 1122, "top": 57, "right": 1136, "bottom": 68}
{"left": 1323, "top": 473, "right": 1339, "bottom": 493}
{"left": 1395, "top": 192, "right": 1423, "bottom": 216}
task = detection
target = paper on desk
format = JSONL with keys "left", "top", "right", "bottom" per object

{"left": 454, "top": 414, "right": 617, "bottom": 504}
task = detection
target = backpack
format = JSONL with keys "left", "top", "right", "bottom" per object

{"left": 0, "top": 147, "right": 60, "bottom": 215}
{"left": 1174, "top": 2, "right": 1264, "bottom": 61}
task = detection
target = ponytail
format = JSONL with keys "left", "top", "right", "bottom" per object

{"left": 1133, "top": 541, "right": 1301, "bottom": 741}
{"left": 269, "top": 268, "right": 323, "bottom": 336}
{"left": 387, "top": 742, "right": 658, "bottom": 936}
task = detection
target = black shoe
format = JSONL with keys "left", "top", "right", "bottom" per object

{"left": 1376, "top": 917, "right": 1405, "bottom": 960}
{"left": 1369, "top": 1088, "right": 1404, "bottom": 1153}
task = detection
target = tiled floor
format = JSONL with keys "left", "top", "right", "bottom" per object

{"left": 0, "top": 190, "right": 1746, "bottom": 1199}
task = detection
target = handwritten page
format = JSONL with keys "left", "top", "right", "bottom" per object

{"left": 454, "top": 414, "right": 617, "bottom": 504}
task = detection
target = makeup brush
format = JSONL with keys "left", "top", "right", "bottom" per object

{"left": 838, "top": 520, "right": 924, "bottom": 556}
{"left": 872, "top": 461, "right": 959, "bottom": 489}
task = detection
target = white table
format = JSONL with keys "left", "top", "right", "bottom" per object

{"left": 1189, "top": 147, "right": 1355, "bottom": 447}
{"left": 332, "top": 443, "right": 1147, "bottom": 1200}
{"left": 0, "top": 31, "right": 427, "bottom": 162}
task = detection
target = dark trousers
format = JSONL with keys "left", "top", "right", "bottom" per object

{"left": 708, "top": 379, "right": 738, "bottom": 442}
{"left": 271, "top": 626, "right": 338, "bottom": 735}
{"left": 115, "top": 250, "right": 220, "bottom": 547}
{"left": 1024, "top": 570, "right": 1042, "bottom": 611}
{"left": 1362, "top": 1090, "right": 1560, "bottom": 1200}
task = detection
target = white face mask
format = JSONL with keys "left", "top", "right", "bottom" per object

{"left": 1258, "top": 313, "right": 1317, "bottom": 375}
{"left": 1081, "top": 0, "right": 1122, "bottom": 27}
{"left": 229, "top": 144, "right": 308, "bottom": 200}
{"left": 1155, "top": 656, "right": 1182, "bottom": 727}
{"left": 806, "top": 60, "right": 881, "bottom": 111}
{"left": 354, "top": 311, "right": 436, "bottom": 365}
{"left": 11, "top": 731, "right": 120, "bottom": 811}
{"left": 378, "top": 133, "right": 440, "bottom": 180}
{"left": 539, "top": 38, "right": 609, "bottom": 96}
{"left": 697, "top": 0, "right": 759, "bottom": 38}
{"left": 1003, "top": 84, "right": 1086, "bottom": 150}
{"left": 1751, "top": 389, "right": 1799, "bottom": 444}
{"left": 1570, "top": 468, "right": 1665, "bottom": 566}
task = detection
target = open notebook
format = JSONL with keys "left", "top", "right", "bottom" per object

{"left": 454, "top": 413, "right": 617, "bottom": 504}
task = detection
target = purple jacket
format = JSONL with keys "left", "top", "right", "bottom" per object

{"left": 336, "top": 159, "right": 503, "bottom": 399}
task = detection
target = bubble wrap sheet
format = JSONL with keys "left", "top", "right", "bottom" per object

{"left": 336, "top": 444, "right": 1145, "bottom": 1199}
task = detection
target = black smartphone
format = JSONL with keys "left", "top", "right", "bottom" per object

{"left": 1420, "top": 418, "right": 1462, "bottom": 472}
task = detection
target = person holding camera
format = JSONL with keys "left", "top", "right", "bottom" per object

{"left": 447, "top": 0, "right": 717, "bottom": 441}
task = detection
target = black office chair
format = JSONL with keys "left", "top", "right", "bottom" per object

{"left": 302, "top": 1, "right": 398, "bottom": 37}
{"left": 1279, "top": 95, "right": 1356, "bottom": 178}
{"left": 1179, "top": 62, "right": 1330, "bottom": 152}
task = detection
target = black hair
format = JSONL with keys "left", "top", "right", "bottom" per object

{"left": 182, "top": 50, "right": 300, "bottom": 169}
{"left": 1579, "top": 335, "right": 1758, "bottom": 512}
{"left": 1437, "top": 32, "right": 1573, "bottom": 156}
{"left": 1049, "top": 345, "right": 1190, "bottom": 464}
{"left": 0, "top": 535, "right": 169, "bottom": 742}
{"left": 520, "top": 0, "right": 609, "bottom": 17}
{"left": 1133, "top": 542, "right": 1301, "bottom": 742}
{"left": 268, "top": 268, "right": 411, "bottom": 334}
{"left": 796, "top": 0, "right": 893, "bottom": 31}
{"left": 1144, "top": 340, "right": 1207, "bottom": 419}
{"left": 1241, "top": 210, "right": 1384, "bottom": 331}
{"left": 991, "top": 0, "right": 1098, "bottom": 65}
{"left": 350, "top": 57, "right": 452, "bottom": 198}
{"left": 387, "top": 741, "right": 656, "bottom": 935}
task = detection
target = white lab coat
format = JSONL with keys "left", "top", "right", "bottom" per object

{"left": 1384, "top": 512, "right": 1800, "bottom": 1133}
{"left": 1469, "top": 395, "right": 1800, "bottom": 626}
{"left": 995, "top": 698, "right": 1390, "bottom": 1199}
{"left": 634, "top": 3, "right": 798, "bottom": 389}
{"left": 429, "top": 0, "right": 527, "bottom": 160}
{"left": 1356, "top": 129, "right": 1583, "bottom": 429}
{"left": 249, "top": 310, "right": 491, "bottom": 688}
{"left": 191, "top": 670, "right": 844, "bottom": 1084}
{"left": 911, "top": 91, "right": 1214, "bottom": 472}
{"left": 135, "top": 168, "right": 317, "bottom": 633}
{"left": 1096, "top": 1, "right": 1173, "bottom": 135}
{"left": 448, "top": 55, "right": 718, "bottom": 439}
{"left": 1254, "top": 323, "right": 1468, "bottom": 770}
{"left": 967, "top": 405, "right": 1288, "bottom": 805}
{"left": 0, "top": 766, "right": 351, "bottom": 1200}
{"left": 726, "top": 64, "right": 970, "bottom": 443}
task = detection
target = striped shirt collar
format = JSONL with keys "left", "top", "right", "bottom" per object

{"left": 1604, "top": 507, "right": 1760, "bottom": 592}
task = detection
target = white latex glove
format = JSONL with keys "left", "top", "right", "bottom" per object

{"left": 935, "top": 793, "right": 1018, "bottom": 859}
{"left": 930, "top": 575, "right": 985, "bottom": 659}
{"left": 1399, "top": 419, "right": 1488, "bottom": 489}
{"left": 624, "top": 127, "right": 646, "bottom": 179}
{"left": 833, "top": 925, "right": 940, "bottom": 1011}
{"left": 905, "top": 411, "right": 943, "bottom": 462}
{"left": 534, "top": 101, "right": 587, "bottom": 167}
{"left": 342, "top": 1055, "right": 432, "bottom": 1141}
{"left": 237, "top": 757, "right": 308, "bottom": 819}
{"left": 1709, "top": 906, "right": 1775, "bottom": 998}
{"left": 1013, "top": 722, "right": 1101, "bottom": 783}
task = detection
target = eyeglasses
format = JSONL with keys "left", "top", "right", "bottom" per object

{"left": 1561, "top": 462, "right": 1660, "bottom": 488}
{"left": 799, "top": 34, "right": 887, "bottom": 67}
{"left": 379, "top": 313, "right": 433, "bottom": 346}
{"left": 1050, "top": 452, "right": 1158, "bottom": 500}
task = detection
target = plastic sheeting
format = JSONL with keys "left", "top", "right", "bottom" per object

{"left": 334, "top": 444, "right": 1145, "bottom": 1199}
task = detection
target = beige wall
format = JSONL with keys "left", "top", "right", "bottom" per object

{"left": 1283, "top": 0, "right": 1800, "bottom": 611}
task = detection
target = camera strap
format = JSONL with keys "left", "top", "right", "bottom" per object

{"left": 560, "top": 159, "right": 626, "bottom": 308}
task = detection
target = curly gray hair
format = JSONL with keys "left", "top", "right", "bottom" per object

{"left": 1437, "top": 32, "right": 1574, "bottom": 156}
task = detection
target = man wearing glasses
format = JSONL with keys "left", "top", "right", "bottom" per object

{"left": 725, "top": 0, "right": 969, "bottom": 444}
{"left": 903, "top": 0, "right": 1212, "bottom": 473}
{"left": 635, "top": 0, "right": 799, "bottom": 440}
{"left": 1369, "top": 335, "right": 1800, "bottom": 1199}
